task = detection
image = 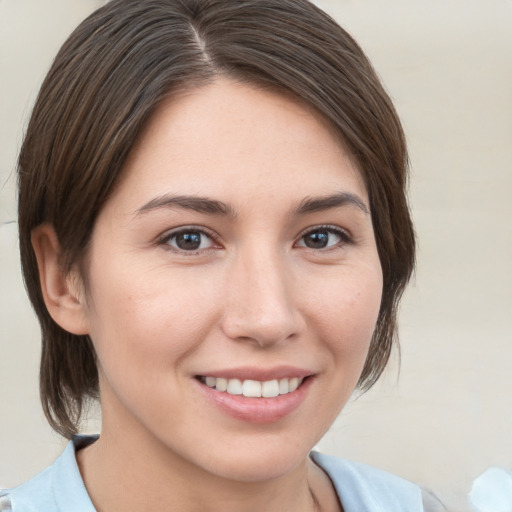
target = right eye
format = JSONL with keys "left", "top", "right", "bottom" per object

{"left": 160, "top": 228, "right": 216, "bottom": 253}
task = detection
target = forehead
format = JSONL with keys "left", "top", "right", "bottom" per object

{"left": 109, "top": 78, "right": 367, "bottom": 212}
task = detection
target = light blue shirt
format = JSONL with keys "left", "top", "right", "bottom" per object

{"left": 1, "top": 436, "right": 425, "bottom": 511}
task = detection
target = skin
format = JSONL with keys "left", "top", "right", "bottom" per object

{"left": 34, "top": 78, "right": 383, "bottom": 512}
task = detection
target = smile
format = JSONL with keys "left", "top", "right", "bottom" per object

{"left": 198, "top": 376, "right": 303, "bottom": 397}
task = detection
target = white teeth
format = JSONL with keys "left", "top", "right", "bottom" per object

{"left": 226, "top": 378, "right": 243, "bottom": 395}
{"left": 261, "top": 379, "right": 279, "bottom": 397}
{"left": 279, "top": 378, "right": 289, "bottom": 395}
{"left": 205, "top": 376, "right": 216, "bottom": 388}
{"left": 216, "top": 377, "right": 228, "bottom": 392}
{"left": 289, "top": 377, "right": 300, "bottom": 392}
{"left": 201, "top": 376, "right": 304, "bottom": 397}
{"left": 242, "top": 380, "right": 262, "bottom": 397}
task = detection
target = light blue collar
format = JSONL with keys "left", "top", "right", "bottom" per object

{"left": 52, "top": 436, "right": 98, "bottom": 511}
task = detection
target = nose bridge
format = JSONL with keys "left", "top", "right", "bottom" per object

{"left": 222, "top": 243, "right": 299, "bottom": 346}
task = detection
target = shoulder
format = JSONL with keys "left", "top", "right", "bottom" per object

{"left": 0, "top": 464, "right": 56, "bottom": 512}
{"left": 0, "top": 436, "right": 97, "bottom": 512}
{"left": 311, "top": 452, "right": 442, "bottom": 512}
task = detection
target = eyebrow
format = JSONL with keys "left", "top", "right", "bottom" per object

{"left": 135, "top": 194, "right": 237, "bottom": 217}
{"left": 294, "top": 192, "right": 369, "bottom": 216}
{"left": 135, "top": 191, "right": 369, "bottom": 218}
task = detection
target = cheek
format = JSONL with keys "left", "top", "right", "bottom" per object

{"left": 302, "top": 262, "right": 383, "bottom": 360}
{"left": 84, "top": 261, "right": 223, "bottom": 374}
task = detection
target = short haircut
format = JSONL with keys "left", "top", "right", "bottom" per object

{"left": 17, "top": 0, "right": 415, "bottom": 438}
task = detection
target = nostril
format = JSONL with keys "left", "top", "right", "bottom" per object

{"left": 221, "top": 308, "right": 300, "bottom": 347}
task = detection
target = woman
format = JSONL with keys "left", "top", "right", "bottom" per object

{"left": 1, "top": 0, "right": 443, "bottom": 510}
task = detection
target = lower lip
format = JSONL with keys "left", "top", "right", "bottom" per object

{"left": 196, "top": 377, "right": 313, "bottom": 424}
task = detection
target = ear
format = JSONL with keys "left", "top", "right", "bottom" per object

{"left": 31, "top": 224, "right": 90, "bottom": 335}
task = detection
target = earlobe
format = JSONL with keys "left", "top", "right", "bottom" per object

{"left": 31, "top": 224, "right": 90, "bottom": 335}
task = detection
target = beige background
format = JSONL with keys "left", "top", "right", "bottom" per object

{"left": 1, "top": 1, "right": 511, "bottom": 510}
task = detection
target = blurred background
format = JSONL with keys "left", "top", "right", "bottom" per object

{"left": 1, "top": 1, "right": 511, "bottom": 510}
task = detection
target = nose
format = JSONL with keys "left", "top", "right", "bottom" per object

{"left": 221, "top": 248, "right": 301, "bottom": 347}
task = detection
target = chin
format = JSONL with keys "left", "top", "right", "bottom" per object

{"left": 191, "top": 434, "right": 314, "bottom": 483}
{"left": 212, "top": 453, "right": 306, "bottom": 483}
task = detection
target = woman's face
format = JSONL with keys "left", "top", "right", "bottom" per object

{"left": 79, "top": 79, "right": 382, "bottom": 481}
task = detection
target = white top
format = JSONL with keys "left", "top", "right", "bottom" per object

{"left": 0, "top": 435, "right": 442, "bottom": 511}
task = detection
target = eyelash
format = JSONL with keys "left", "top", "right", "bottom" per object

{"left": 295, "top": 225, "right": 353, "bottom": 250}
{"left": 158, "top": 226, "right": 220, "bottom": 255}
{"left": 157, "top": 224, "right": 353, "bottom": 255}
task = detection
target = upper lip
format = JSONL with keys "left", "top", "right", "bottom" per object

{"left": 195, "top": 366, "right": 314, "bottom": 381}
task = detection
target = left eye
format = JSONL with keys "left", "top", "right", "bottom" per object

{"left": 163, "top": 229, "right": 215, "bottom": 252}
{"left": 296, "top": 228, "right": 346, "bottom": 249}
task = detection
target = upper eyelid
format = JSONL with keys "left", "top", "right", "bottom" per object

{"left": 297, "top": 224, "right": 352, "bottom": 239}
{"left": 158, "top": 225, "right": 218, "bottom": 242}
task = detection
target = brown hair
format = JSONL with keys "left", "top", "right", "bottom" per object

{"left": 18, "top": 0, "right": 415, "bottom": 438}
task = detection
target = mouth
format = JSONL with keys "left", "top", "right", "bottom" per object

{"left": 194, "top": 367, "right": 315, "bottom": 423}
{"left": 196, "top": 375, "right": 305, "bottom": 398}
